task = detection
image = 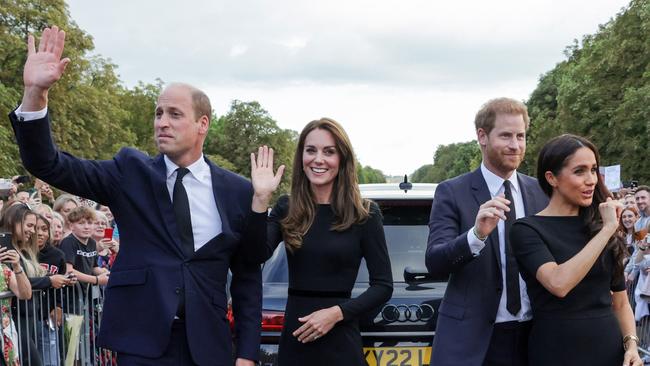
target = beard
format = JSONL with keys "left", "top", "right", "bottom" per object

{"left": 484, "top": 145, "right": 524, "bottom": 176}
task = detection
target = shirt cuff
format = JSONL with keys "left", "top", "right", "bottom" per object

{"left": 467, "top": 227, "right": 486, "bottom": 256}
{"left": 15, "top": 104, "right": 48, "bottom": 121}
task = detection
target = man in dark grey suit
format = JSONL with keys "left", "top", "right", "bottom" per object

{"left": 425, "top": 98, "right": 548, "bottom": 366}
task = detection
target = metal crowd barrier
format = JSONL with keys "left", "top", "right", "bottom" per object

{"left": 0, "top": 283, "right": 114, "bottom": 366}
{"left": 627, "top": 276, "right": 650, "bottom": 358}
{"left": 1, "top": 281, "right": 648, "bottom": 365}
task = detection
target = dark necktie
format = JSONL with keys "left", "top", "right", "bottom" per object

{"left": 503, "top": 180, "right": 521, "bottom": 315}
{"left": 173, "top": 167, "right": 194, "bottom": 258}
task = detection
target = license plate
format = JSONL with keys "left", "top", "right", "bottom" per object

{"left": 363, "top": 347, "right": 431, "bottom": 366}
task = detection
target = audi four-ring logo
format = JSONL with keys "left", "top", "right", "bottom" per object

{"left": 380, "top": 304, "right": 435, "bottom": 323}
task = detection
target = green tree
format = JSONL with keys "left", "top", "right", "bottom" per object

{"left": 206, "top": 100, "right": 297, "bottom": 197}
{"left": 524, "top": 0, "right": 650, "bottom": 183}
{"left": 357, "top": 164, "right": 386, "bottom": 183}
{"left": 410, "top": 164, "right": 435, "bottom": 183}
{"left": 0, "top": 0, "right": 171, "bottom": 178}
{"left": 411, "top": 141, "right": 481, "bottom": 183}
{"left": 119, "top": 80, "right": 164, "bottom": 156}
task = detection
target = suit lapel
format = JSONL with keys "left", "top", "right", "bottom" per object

{"left": 470, "top": 168, "right": 503, "bottom": 272}
{"left": 149, "top": 155, "right": 185, "bottom": 257}
{"left": 205, "top": 157, "right": 232, "bottom": 235}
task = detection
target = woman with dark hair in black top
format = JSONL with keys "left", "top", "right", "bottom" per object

{"left": 510, "top": 134, "right": 641, "bottom": 366}
{"left": 254, "top": 118, "right": 393, "bottom": 366}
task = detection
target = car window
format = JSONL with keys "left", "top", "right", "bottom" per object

{"left": 357, "top": 200, "right": 431, "bottom": 282}
{"left": 262, "top": 199, "right": 433, "bottom": 283}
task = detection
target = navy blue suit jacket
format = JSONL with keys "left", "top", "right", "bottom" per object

{"left": 425, "top": 168, "right": 548, "bottom": 366}
{"left": 10, "top": 111, "right": 266, "bottom": 365}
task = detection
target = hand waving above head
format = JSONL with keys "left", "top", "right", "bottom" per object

{"left": 22, "top": 25, "right": 70, "bottom": 111}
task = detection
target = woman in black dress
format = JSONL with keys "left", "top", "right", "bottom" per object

{"left": 253, "top": 118, "right": 393, "bottom": 366}
{"left": 510, "top": 134, "right": 642, "bottom": 366}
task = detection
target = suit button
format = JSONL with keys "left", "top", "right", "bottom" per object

{"left": 175, "top": 287, "right": 181, "bottom": 294}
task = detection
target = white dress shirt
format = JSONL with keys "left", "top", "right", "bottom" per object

{"left": 15, "top": 104, "right": 223, "bottom": 251}
{"left": 466, "top": 162, "right": 532, "bottom": 323}
{"left": 164, "top": 155, "right": 222, "bottom": 251}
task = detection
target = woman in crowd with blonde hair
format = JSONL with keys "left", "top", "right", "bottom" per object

{"left": 0, "top": 204, "right": 44, "bottom": 366}
{"left": 92, "top": 210, "right": 119, "bottom": 269}
{"left": 255, "top": 118, "right": 393, "bottom": 366}
{"left": 1, "top": 205, "right": 45, "bottom": 279}
{"left": 0, "top": 205, "right": 32, "bottom": 366}
{"left": 52, "top": 194, "right": 79, "bottom": 237}
{"left": 50, "top": 212, "right": 65, "bottom": 246}
{"left": 33, "top": 203, "right": 54, "bottom": 224}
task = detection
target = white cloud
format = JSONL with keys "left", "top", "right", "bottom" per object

{"left": 65, "top": 0, "right": 631, "bottom": 175}
{"left": 229, "top": 44, "right": 249, "bottom": 58}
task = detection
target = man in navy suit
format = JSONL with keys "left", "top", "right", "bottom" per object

{"left": 426, "top": 98, "right": 548, "bottom": 366}
{"left": 10, "top": 26, "right": 284, "bottom": 366}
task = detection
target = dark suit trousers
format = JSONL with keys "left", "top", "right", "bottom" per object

{"left": 484, "top": 321, "right": 530, "bottom": 366}
{"left": 117, "top": 320, "right": 198, "bottom": 366}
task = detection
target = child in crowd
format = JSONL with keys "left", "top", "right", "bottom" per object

{"left": 59, "top": 207, "right": 109, "bottom": 287}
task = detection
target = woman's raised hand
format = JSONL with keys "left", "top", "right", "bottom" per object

{"left": 250, "top": 145, "right": 285, "bottom": 212}
{"left": 599, "top": 197, "right": 623, "bottom": 232}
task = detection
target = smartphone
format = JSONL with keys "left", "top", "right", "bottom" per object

{"left": 0, "top": 233, "right": 14, "bottom": 251}
{"left": 103, "top": 228, "right": 114, "bottom": 240}
{"left": 14, "top": 175, "right": 31, "bottom": 185}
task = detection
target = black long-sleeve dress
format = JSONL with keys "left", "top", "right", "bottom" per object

{"left": 268, "top": 196, "right": 393, "bottom": 366}
{"left": 510, "top": 215, "right": 625, "bottom": 366}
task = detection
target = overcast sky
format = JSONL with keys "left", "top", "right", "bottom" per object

{"left": 66, "top": 0, "right": 630, "bottom": 176}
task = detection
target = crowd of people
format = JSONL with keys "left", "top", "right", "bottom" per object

{"left": 619, "top": 186, "right": 650, "bottom": 357}
{"left": 1, "top": 25, "right": 648, "bottom": 366}
{"left": 0, "top": 180, "right": 120, "bottom": 366}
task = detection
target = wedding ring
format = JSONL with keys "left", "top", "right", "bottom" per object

{"left": 313, "top": 335, "right": 319, "bottom": 340}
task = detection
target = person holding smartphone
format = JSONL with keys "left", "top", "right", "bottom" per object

{"left": 0, "top": 204, "right": 45, "bottom": 366}
{"left": 0, "top": 236, "right": 32, "bottom": 366}
{"left": 92, "top": 210, "right": 118, "bottom": 270}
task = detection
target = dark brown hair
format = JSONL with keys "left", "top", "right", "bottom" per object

{"left": 537, "top": 134, "right": 626, "bottom": 280}
{"left": 281, "top": 118, "right": 370, "bottom": 251}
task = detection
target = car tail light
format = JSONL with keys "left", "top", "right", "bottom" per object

{"left": 261, "top": 310, "right": 285, "bottom": 332}
{"left": 227, "top": 303, "right": 235, "bottom": 331}
{"left": 226, "top": 303, "right": 285, "bottom": 332}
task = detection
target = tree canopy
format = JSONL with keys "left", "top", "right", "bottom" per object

{"left": 412, "top": 0, "right": 649, "bottom": 184}
{"left": 523, "top": 0, "right": 649, "bottom": 182}
{"left": 411, "top": 141, "right": 481, "bottom": 183}
{"left": 0, "top": 1, "right": 386, "bottom": 195}
{"left": 0, "top": 0, "right": 156, "bottom": 177}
